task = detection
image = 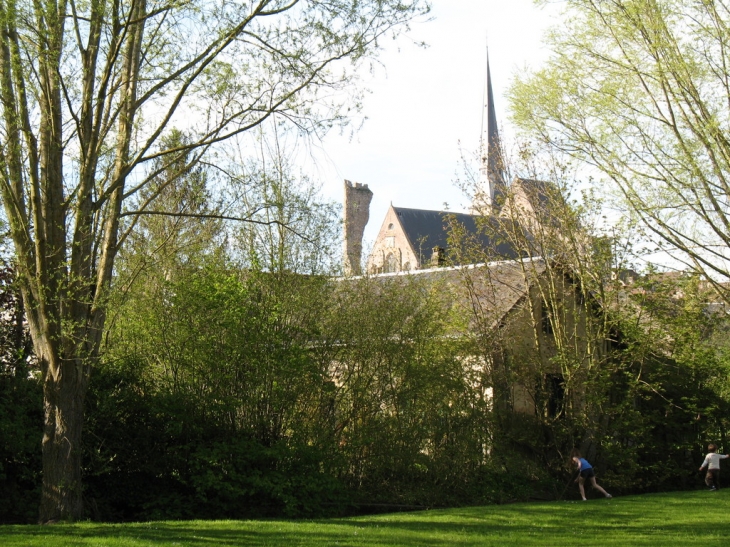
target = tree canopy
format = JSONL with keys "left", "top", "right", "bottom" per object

{"left": 0, "top": 0, "right": 429, "bottom": 522}
{"left": 510, "top": 0, "right": 730, "bottom": 295}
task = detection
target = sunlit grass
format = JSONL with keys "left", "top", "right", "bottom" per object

{"left": 1, "top": 489, "right": 727, "bottom": 546}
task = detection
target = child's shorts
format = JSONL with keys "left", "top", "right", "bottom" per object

{"left": 580, "top": 468, "right": 595, "bottom": 479}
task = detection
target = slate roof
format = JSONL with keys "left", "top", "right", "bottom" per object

{"left": 365, "top": 258, "right": 546, "bottom": 332}
{"left": 392, "top": 207, "right": 521, "bottom": 265}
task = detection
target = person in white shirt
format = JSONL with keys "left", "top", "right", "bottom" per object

{"left": 699, "top": 443, "right": 729, "bottom": 490}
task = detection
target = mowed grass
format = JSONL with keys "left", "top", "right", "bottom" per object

{"left": 1, "top": 489, "right": 727, "bottom": 546}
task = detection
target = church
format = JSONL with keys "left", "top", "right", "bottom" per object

{"left": 338, "top": 58, "right": 578, "bottom": 419}
{"left": 342, "top": 56, "right": 553, "bottom": 277}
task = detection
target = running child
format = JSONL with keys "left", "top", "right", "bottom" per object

{"left": 699, "top": 443, "right": 729, "bottom": 491}
{"left": 571, "top": 449, "right": 612, "bottom": 501}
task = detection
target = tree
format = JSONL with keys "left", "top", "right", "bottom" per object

{"left": 111, "top": 129, "right": 224, "bottom": 307}
{"left": 453, "top": 143, "right": 730, "bottom": 493}
{"left": 0, "top": 0, "right": 429, "bottom": 521}
{"left": 227, "top": 125, "right": 341, "bottom": 275}
{"left": 453, "top": 153, "right": 630, "bottom": 475}
{"left": 509, "top": 0, "right": 730, "bottom": 299}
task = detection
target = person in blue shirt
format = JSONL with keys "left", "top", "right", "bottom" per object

{"left": 571, "top": 449, "right": 612, "bottom": 501}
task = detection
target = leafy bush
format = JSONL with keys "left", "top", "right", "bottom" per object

{"left": 84, "top": 355, "right": 350, "bottom": 521}
{"left": 0, "top": 263, "right": 41, "bottom": 524}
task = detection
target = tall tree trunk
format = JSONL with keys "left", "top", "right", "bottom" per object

{"left": 0, "top": 0, "right": 427, "bottom": 524}
{"left": 38, "top": 351, "right": 88, "bottom": 522}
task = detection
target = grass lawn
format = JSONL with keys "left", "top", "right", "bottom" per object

{"left": 1, "top": 490, "right": 727, "bottom": 546}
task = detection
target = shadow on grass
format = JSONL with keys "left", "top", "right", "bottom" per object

{"left": 1, "top": 519, "right": 431, "bottom": 547}
{"left": 0, "top": 491, "right": 728, "bottom": 546}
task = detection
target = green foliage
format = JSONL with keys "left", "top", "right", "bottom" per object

{"left": 510, "top": 0, "right": 730, "bottom": 291}
{"left": 0, "top": 263, "right": 41, "bottom": 524}
{"left": 84, "top": 355, "right": 349, "bottom": 521}
{"left": 93, "top": 262, "right": 500, "bottom": 517}
{"left": 0, "top": 369, "right": 41, "bottom": 524}
{"left": 88, "top": 261, "right": 352, "bottom": 520}
{"left": 316, "top": 275, "right": 494, "bottom": 507}
{"left": 607, "top": 273, "right": 730, "bottom": 490}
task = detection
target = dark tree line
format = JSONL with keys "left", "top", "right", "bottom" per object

{"left": 2, "top": 224, "right": 729, "bottom": 522}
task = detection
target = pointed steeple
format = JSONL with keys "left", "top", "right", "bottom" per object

{"left": 479, "top": 51, "right": 506, "bottom": 213}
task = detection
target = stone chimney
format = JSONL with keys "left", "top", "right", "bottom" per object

{"left": 343, "top": 180, "right": 373, "bottom": 276}
{"left": 430, "top": 247, "right": 446, "bottom": 268}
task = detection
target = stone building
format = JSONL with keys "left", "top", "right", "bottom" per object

{"left": 339, "top": 181, "right": 592, "bottom": 417}
{"left": 343, "top": 54, "right": 557, "bottom": 277}
{"left": 365, "top": 206, "right": 520, "bottom": 274}
{"left": 338, "top": 55, "right": 603, "bottom": 418}
{"left": 360, "top": 174, "right": 560, "bottom": 275}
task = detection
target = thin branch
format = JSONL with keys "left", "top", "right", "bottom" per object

{"left": 118, "top": 210, "right": 316, "bottom": 243}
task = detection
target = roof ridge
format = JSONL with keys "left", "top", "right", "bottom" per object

{"left": 392, "top": 206, "right": 481, "bottom": 217}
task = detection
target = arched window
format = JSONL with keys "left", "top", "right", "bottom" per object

{"left": 387, "top": 223, "right": 394, "bottom": 230}
{"left": 385, "top": 253, "right": 397, "bottom": 273}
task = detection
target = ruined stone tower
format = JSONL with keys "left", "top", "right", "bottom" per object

{"left": 343, "top": 180, "right": 373, "bottom": 276}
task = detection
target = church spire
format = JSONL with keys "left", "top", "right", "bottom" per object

{"left": 479, "top": 51, "right": 506, "bottom": 213}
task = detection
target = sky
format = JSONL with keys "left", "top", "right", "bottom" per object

{"left": 312, "top": 0, "right": 563, "bottom": 247}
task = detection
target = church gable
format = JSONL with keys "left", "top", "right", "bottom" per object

{"left": 368, "top": 206, "right": 463, "bottom": 274}
{"left": 367, "top": 205, "right": 523, "bottom": 274}
{"left": 367, "top": 205, "right": 419, "bottom": 274}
